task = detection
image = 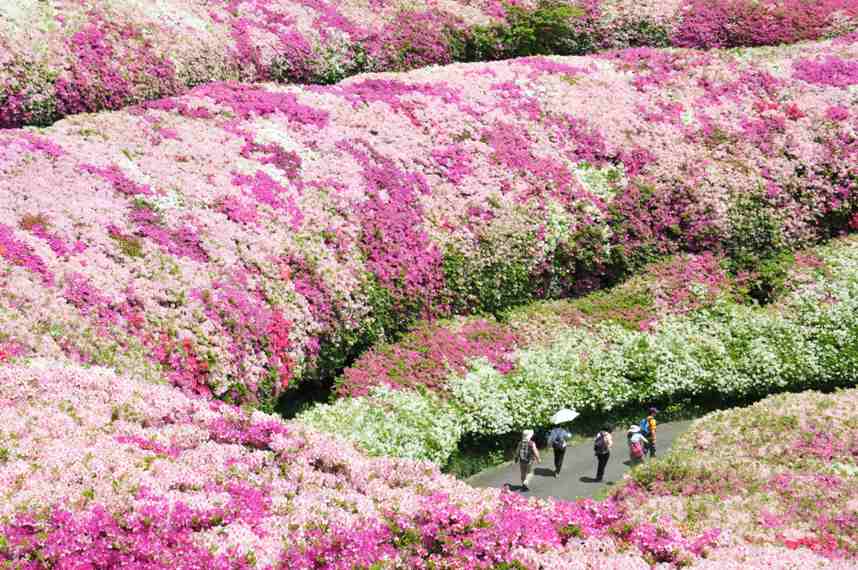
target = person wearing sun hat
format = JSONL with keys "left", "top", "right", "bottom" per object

{"left": 627, "top": 424, "right": 648, "bottom": 465}
{"left": 514, "top": 429, "right": 541, "bottom": 491}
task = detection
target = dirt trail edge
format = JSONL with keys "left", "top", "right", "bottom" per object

{"left": 468, "top": 420, "right": 694, "bottom": 501}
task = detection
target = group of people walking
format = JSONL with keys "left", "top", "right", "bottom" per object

{"left": 514, "top": 407, "right": 658, "bottom": 491}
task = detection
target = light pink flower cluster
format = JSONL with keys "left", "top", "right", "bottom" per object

{"left": 1, "top": 38, "right": 856, "bottom": 407}
{"left": 0, "top": 361, "right": 727, "bottom": 568}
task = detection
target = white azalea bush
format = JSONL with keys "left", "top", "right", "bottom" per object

{"left": 297, "top": 386, "right": 463, "bottom": 465}
{"left": 304, "top": 236, "right": 858, "bottom": 464}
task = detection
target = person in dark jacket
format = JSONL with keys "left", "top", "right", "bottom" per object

{"left": 593, "top": 425, "right": 613, "bottom": 482}
{"left": 547, "top": 424, "right": 571, "bottom": 477}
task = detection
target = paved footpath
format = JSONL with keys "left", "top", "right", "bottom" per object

{"left": 468, "top": 421, "right": 694, "bottom": 501}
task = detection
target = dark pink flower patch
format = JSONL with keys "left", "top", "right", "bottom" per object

{"left": 54, "top": 11, "right": 177, "bottom": 118}
{"left": 0, "top": 504, "right": 242, "bottom": 570}
{"left": 115, "top": 434, "right": 182, "bottom": 459}
{"left": 63, "top": 272, "right": 119, "bottom": 327}
{"left": 0, "top": 340, "right": 24, "bottom": 363}
{"left": 0, "top": 223, "right": 54, "bottom": 286}
{"left": 216, "top": 195, "right": 259, "bottom": 225}
{"left": 338, "top": 318, "right": 519, "bottom": 397}
{"left": 192, "top": 82, "right": 329, "bottom": 126}
{"left": 826, "top": 105, "right": 851, "bottom": 121}
{"left": 794, "top": 55, "right": 858, "bottom": 88}
{"left": 149, "top": 335, "right": 212, "bottom": 397}
{"left": 79, "top": 163, "right": 153, "bottom": 197}
{"left": 674, "top": 0, "right": 858, "bottom": 49}
{"left": 207, "top": 416, "right": 290, "bottom": 450}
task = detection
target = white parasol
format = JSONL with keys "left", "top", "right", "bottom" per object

{"left": 550, "top": 408, "right": 579, "bottom": 424}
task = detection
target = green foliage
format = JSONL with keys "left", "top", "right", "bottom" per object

{"left": 615, "top": 20, "right": 671, "bottom": 48}
{"left": 456, "top": 1, "right": 596, "bottom": 61}
{"left": 725, "top": 193, "right": 785, "bottom": 263}
{"left": 443, "top": 432, "right": 518, "bottom": 479}
{"left": 743, "top": 251, "right": 795, "bottom": 304}
{"left": 110, "top": 233, "right": 144, "bottom": 258}
{"left": 442, "top": 248, "right": 536, "bottom": 316}
{"left": 570, "top": 283, "right": 653, "bottom": 330}
{"left": 492, "top": 562, "right": 528, "bottom": 570}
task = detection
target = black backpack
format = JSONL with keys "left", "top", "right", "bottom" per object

{"left": 517, "top": 441, "right": 533, "bottom": 463}
{"left": 594, "top": 431, "right": 609, "bottom": 454}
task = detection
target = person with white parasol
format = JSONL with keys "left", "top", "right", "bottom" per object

{"left": 547, "top": 408, "right": 578, "bottom": 478}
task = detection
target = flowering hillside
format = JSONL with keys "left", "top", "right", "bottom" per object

{"left": 302, "top": 235, "right": 858, "bottom": 463}
{"left": 2, "top": 360, "right": 854, "bottom": 568}
{"left": 1, "top": 37, "right": 857, "bottom": 409}
{"left": 614, "top": 387, "right": 858, "bottom": 562}
{"left": 2, "top": 0, "right": 857, "bottom": 127}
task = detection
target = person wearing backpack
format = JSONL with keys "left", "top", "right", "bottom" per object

{"left": 639, "top": 407, "right": 658, "bottom": 457}
{"left": 627, "top": 424, "right": 648, "bottom": 465}
{"left": 547, "top": 424, "right": 571, "bottom": 478}
{"left": 593, "top": 425, "right": 613, "bottom": 482}
{"left": 514, "top": 429, "right": 541, "bottom": 491}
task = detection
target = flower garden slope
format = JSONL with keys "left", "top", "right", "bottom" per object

{"left": 2, "top": 0, "right": 857, "bottom": 127}
{"left": 613, "top": 387, "right": 858, "bottom": 561}
{"left": 2, "top": 38, "right": 858, "bottom": 409}
{"left": 301, "top": 235, "right": 858, "bottom": 464}
{"left": 0, "top": 360, "right": 742, "bottom": 568}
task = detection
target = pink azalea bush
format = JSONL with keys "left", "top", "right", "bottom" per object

{"left": 614, "top": 387, "right": 858, "bottom": 562}
{"left": 2, "top": 0, "right": 857, "bottom": 127}
{"left": 1, "top": 38, "right": 857, "bottom": 408}
{"left": 0, "top": 360, "right": 738, "bottom": 568}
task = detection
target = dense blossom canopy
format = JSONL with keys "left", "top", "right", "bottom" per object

{"left": 1, "top": 37, "right": 857, "bottom": 408}
{"left": 1, "top": 0, "right": 857, "bottom": 126}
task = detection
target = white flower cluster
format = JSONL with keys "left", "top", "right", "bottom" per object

{"left": 298, "top": 385, "right": 463, "bottom": 465}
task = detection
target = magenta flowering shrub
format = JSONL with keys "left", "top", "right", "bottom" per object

{"left": 614, "top": 388, "right": 858, "bottom": 561}
{"left": 1, "top": 39, "right": 857, "bottom": 407}
{"left": 3, "top": 0, "right": 858, "bottom": 128}
{"left": 0, "top": 360, "right": 742, "bottom": 568}
{"left": 671, "top": 0, "right": 858, "bottom": 49}
{"left": 337, "top": 317, "right": 520, "bottom": 397}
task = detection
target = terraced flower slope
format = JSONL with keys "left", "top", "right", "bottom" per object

{"left": 1, "top": 38, "right": 857, "bottom": 410}
{"left": 1, "top": 0, "right": 856, "bottom": 127}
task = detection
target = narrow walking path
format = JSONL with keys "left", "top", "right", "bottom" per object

{"left": 468, "top": 420, "right": 694, "bottom": 501}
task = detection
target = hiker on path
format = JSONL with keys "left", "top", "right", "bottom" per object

{"left": 547, "top": 424, "right": 572, "bottom": 478}
{"left": 641, "top": 407, "right": 658, "bottom": 457}
{"left": 515, "top": 429, "right": 541, "bottom": 491}
{"left": 593, "top": 425, "right": 613, "bottom": 482}
{"left": 627, "top": 425, "right": 648, "bottom": 466}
